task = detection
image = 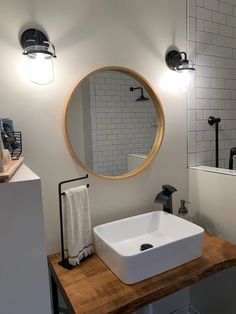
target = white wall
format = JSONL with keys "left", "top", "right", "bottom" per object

{"left": 0, "top": 0, "right": 188, "bottom": 254}
{"left": 189, "top": 167, "right": 236, "bottom": 244}
{"left": 188, "top": 167, "right": 236, "bottom": 313}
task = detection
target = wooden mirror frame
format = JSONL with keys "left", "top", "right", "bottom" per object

{"left": 64, "top": 66, "right": 165, "bottom": 180}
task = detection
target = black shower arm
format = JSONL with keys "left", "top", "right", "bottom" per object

{"left": 130, "top": 86, "right": 144, "bottom": 95}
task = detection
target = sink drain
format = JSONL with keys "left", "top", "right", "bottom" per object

{"left": 140, "top": 243, "right": 153, "bottom": 251}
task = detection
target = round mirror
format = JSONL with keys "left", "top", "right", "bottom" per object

{"left": 64, "top": 67, "right": 165, "bottom": 179}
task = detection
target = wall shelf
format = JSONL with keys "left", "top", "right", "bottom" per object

{"left": 0, "top": 157, "right": 24, "bottom": 182}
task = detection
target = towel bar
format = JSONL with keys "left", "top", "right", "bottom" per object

{"left": 58, "top": 174, "right": 89, "bottom": 269}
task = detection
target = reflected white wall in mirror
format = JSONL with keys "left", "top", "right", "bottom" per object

{"left": 65, "top": 67, "right": 164, "bottom": 179}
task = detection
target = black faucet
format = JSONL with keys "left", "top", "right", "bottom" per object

{"left": 229, "top": 147, "right": 236, "bottom": 170}
{"left": 154, "top": 184, "right": 177, "bottom": 214}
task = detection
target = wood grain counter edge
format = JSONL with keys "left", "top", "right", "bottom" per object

{"left": 48, "top": 233, "right": 236, "bottom": 314}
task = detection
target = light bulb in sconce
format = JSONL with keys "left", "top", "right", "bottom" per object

{"left": 27, "top": 53, "right": 54, "bottom": 85}
{"left": 20, "top": 28, "right": 56, "bottom": 85}
{"left": 162, "top": 49, "right": 195, "bottom": 92}
{"left": 160, "top": 71, "right": 194, "bottom": 93}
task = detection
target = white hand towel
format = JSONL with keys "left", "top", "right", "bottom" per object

{"left": 63, "top": 185, "right": 93, "bottom": 266}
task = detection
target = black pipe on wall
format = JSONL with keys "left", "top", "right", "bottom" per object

{"left": 208, "top": 116, "right": 221, "bottom": 168}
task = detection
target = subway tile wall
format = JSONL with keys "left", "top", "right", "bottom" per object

{"left": 89, "top": 71, "right": 156, "bottom": 176}
{"left": 188, "top": 0, "right": 236, "bottom": 168}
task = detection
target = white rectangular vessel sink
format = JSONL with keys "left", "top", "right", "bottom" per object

{"left": 93, "top": 211, "right": 204, "bottom": 284}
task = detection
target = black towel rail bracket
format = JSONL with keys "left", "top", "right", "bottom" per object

{"left": 58, "top": 174, "right": 89, "bottom": 270}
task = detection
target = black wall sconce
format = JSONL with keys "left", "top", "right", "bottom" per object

{"left": 165, "top": 50, "right": 195, "bottom": 72}
{"left": 20, "top": 28, "right": 56, "bottom": 85}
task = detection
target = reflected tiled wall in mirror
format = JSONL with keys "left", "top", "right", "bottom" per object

{"left": 89, "top": 71, "right": 156, "bottom": 176}
{"left": 187, "top": 0, "right": 236, "bottom": 169}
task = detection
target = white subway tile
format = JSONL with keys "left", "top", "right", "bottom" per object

{"left": 232, "top": 90, "right": 236, "bottom": 99}
{"left": 226, "top": 37, "right": 236, "bottom": 48}
{"left": 197, "top": 0, "right": 204, "bottom": 6}
{"left": 204, "top": 109, "right": 217, "bottom": 119}
{"left": 204, "top": 0, "right": 219, "bottom": 11}
{"left": 219, "top": 2, "right": 233, "bottom": 15}
{"left": 196, "top": 42, "right": 204, "bottom": 53}
{"left": 188, "top": 153, "right": 196, "bottom": 166}
{"left": 204, "top": 21, "right": 219, "bottom": 34}
{"left": 232, "top": 69, "right": 236, "bottom": 79}
{"left": 196, "top": 120, "right": 211, "bottom": 131}
{"left": 197, "top": 19, "right": 204, "bottom": 31}
{"left": 189, "top": 0, "right": 196, "bottom": 17}
{"left": 196, "top": 31, "right": 212, "bottom": 43}
{"left": 211, "top": 99, "right": 225, "bottom": 109}
{"left": 204, "top": 43, "right": 220, "bottom": 55}
{"left": 212, "top": 34, "right": 226, "bottom": 46}
{"left": 219, "top": 46, "right": 233, "bottom": 58}
{"left": 227, "top": 0, "right": 236, "bottom": 6}
{"left": 211, "top": 56, "right": 226, "bottom": 68}
{"left": 188, "top": 110, "right": 196, "bottom": 131}
{"left": 196, "top": 98, "right": 211, "bottom": 108}
{"left": 197, "top": 6, "right": 213, "bottom": 20}
{"left": 188, "top": 17, "right": 196, "bottom": 40}
{"left": 196, "top": 152, "right": 204, "bottom": 162}
{"left": 196, "top": 54, "right": 212, "bottom": 65}
{"left": 196, "top": 65, "right": 204, "bottom": 76}
{"left": 204, "top": 151, "right": 214, "bottom": 162}
{"left": 226, "top": 79, "right": 236, "bottom": 89}
{"left": 231, "top": 128, "right": 236, "bottom": 137}
{"left": 225, "top": 58, "right": 236, "bottom": 69}
{"left": 196, "top": 131, "right": 204, "bottom": 141}
{"left": 188, "top": 89, "right": 196, "bottom": 109}
{"left": 227, "top": 15, "right": 236, "bottom": 27}
{"left": 188, "top": 132, "right": 196, "bottom": 152}
{"left": 218, "top": 89, "right": 232, "bottom": 99}
{"left": 219, "top": 24, "right": 233, "bottom": 36}
{"left": 212, "top": 11, "right": 227, "bottom": 24}
{"left": 219, "top": 69, "right": 233, "bottom": 79}
{"left": 219, "top": 109, "right": 232, "bottom": 119}
{"left": 196, "top": 87, "right": 205, "bottom": 97}
{"left": 197, "top": 141, "right": 211, "bottom": 152}
{"left": 196, "top": 77, "right": 212, "bottom": 87}
{"left": 204, "top": 88, "right": 219, "bottom": 98}
{"left": 204, "top": 66, "right": 219, "bottom": 77}
{"left": 211, "top": 78, "right": 226, "bottom": 88}
{"left": 225, "top": 99, "right": 236, "bottom": 108}
{"left": 197, "top": 109, "right": 205, "bottom": 119}
{"left": 188, "top": 41, "right": 196, "bottom": 57}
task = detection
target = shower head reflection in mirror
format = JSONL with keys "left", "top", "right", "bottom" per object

{"left": 64, "top": 67, "right": 165, "bottom": 180}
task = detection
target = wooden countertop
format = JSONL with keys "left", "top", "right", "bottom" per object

{"left": 48, "top": 233, "right": 236, "bottom": 314}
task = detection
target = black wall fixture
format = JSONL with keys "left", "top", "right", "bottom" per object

{"left": 165, "top": 50, "right": 195, "bottom": 72}
{"left": 130, "top": 86, "right": 149, "bottom": 101}
{"left": 229, "top": 147, "right": 236, "bottom": 170}
{"left": 208, "top": 116, "right": 221, "bottom": 168}
{"left": 20, "top": 28, "right": 56, "bottom": 57}
{"left": 20, "top": 28, "right": 56, "bottom": 84}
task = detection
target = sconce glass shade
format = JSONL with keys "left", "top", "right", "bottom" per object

{"left": 27, "top": 53, "right": 54, "bottom": 85}
{"left": 20, "top": 28, "right": 56, "bottom": 85}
